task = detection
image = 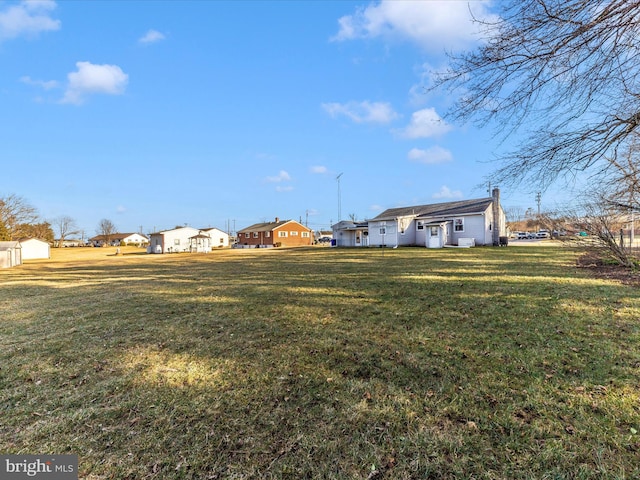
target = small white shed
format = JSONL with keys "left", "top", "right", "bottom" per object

{"left": 0, "top": 241, "right": 22, "bottom": 268}
{"left": 20, "top": 238, "right": 51, "bottom": 260}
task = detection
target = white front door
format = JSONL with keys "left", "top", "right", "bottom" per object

{"left": 427, "top": 226, "right": 442, "bottom": 248}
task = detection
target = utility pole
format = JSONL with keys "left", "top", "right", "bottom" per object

{"left": 336, "top": 173, "right": 343, "bottom": 221}
{"left": 535, "top": 192, "right": 542, "bottom": 233}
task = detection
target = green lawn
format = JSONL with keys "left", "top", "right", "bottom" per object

{"left": 1, "top": 246, "right": 639, "bottom": 479}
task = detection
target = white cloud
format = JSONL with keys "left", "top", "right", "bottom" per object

{"left": 61, "top": 61, "right": 129, "bottom": 105}
{"left": 331, "top": 0, "right": 496, "bottom": 52}
{"left": 395, "top": 108, "right": 452, "bottom": 139}
{"left": 322, "top": 100, "right": 399, "bottom": 124}
{"left": 20, "top": 75, "right": 59, "bottom": 90}
{"left": 0, "top": 0, "right": 60, "bottom": 41}
{"left": 310, "top": 165, "right": 328, "bottom": 174}
{"left": 370, "top": 204, "right": 384, "bottom": 212}
{"left": 432, "top": 185, "right": 463, "bottom": 199}
{"left": 275, "top": 185, "right": 294, "bottom": 192}
{"left": 116, "top": 205, "right": 126, "bottom": 214}
{"left": 139, "top": 29, "right": 165, "bottom": 44}
{"left": 408, "top": 146, "right": 452, "bottom": 164}
{"left": 266, "top": 170, "right": 291, "bottom": 183}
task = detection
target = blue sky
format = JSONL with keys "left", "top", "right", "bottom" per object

{"left": 1, "top": 0, "right": 557, "bottom": 236}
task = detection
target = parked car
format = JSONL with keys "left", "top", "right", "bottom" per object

{"left": 516, "top": 232, "right": 528, "bottom": 240}
{"left": 317, "top": 236, "right": 332, "bottom": 244}
{"left": 536, "top": 229, "right": 550, "bottom": 239}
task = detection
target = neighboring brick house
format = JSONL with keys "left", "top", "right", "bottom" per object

{"left": 236, "top": 217, "right": 312, "bottom": 248}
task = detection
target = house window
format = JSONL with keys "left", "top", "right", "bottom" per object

{"left": 454, "top": 218, "right": 464, "bottom": 232}
{"left": 253, "top": 232, "right": 258, "bottom": 238}
{"left": 417, "top": 221, "right": 424, "bottom": 230}
{"left": 219, "top": 238, "right": 224, "bottom": 244}
{"left": 278, "top": 231, "right": 287, "bottom": 238}
{"left": 379, "top": 227, "right": 386, "bottom": 235}
{"left": 290, "top": 231, "right": 298, "bottom": 236}
{"left": 174, "top": 239, "right": 180, "bottom": 245}
{"left": 245, "top": 233, "right": 250, "bottom": 238}
{"left": 430, "top": 226, "right": 439, "bottom": 237}
{"left": 265, "top": 232, "right": 271, "bottom": 238}
{"left": 301, "top": 232, "right": 309, "bottom": 238}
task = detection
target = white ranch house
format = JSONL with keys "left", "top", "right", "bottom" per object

{"left": 201, "top": 227, "right": 230, "bottom": 248}
{"left": 89, "top": 232, "right": 149, "bottom": 247}
{"left": 148, "top": 226, "right": 229, "bottom": 253}
{"left": 333, "top": 189, "right": 506, "bottom": 248}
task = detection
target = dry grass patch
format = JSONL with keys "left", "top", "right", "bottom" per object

{"left": 1, "top": 246, "right": 639, "bottom": 479}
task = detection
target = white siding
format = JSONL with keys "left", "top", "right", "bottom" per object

{"left": 121, "top": 233, "right": 148, "bottom": 245}
{"left": 449, "top": 212, "right": 490, "bottom": 246}
{"left": 20, "top": 239, "right": 50, "bottom": 259}
{"left": 202, "top": 228, "right": 230, "bottom": 247}
{"left": 368, "top": 220, "right": 398, "bottom": 247}
{"left": 150, "top": 227, "right": 203, "bottom": 253}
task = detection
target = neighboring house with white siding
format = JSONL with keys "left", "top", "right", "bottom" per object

{"left": 148, "top": 226, "right": 221, "bottom": 253}
{"left": 333, "top": 189, "right": 506, "bottom": 248}
{"left": 89, "top": 232, "right": 149, "bottom": 247}
{"left": 201, "top": 227, "right": 230, "bottom": 248}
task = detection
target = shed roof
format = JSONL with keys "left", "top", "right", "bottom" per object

{"left": 0, "top": 241, "right": 21, "bottom": 250}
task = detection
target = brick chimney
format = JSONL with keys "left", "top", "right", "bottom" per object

{"left": 275, "top": 217, "right": 280, "bottom": 223}
{"left": 492, "top": 188, "right": 501, "bottom": 246}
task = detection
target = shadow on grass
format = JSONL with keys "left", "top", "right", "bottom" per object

{"left": 1, "top": 247, "right": 639, "bottom": 479}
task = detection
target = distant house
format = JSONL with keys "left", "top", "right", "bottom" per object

{"left": 20, "top": 238, "right": 50, "bottom": 260}
{"left": 201, "top": 227, "right": 230, "bottom": 248}
{"left": 89, "top": 233, "right": 149, "bottom": 247}
{"left": 236, "top": 218, "right": 313, "bottom": 248}
{"left": 0, "top": 241, "right": 22, "bottom": 268}
{"left": 333, "top": 189, "right": 506, "bottom": 248}
{"left": 148, "top": 226, "right": 223, "bottom": 253}
{"left": 331, "top": 221, "right": 369, "bottom": 247}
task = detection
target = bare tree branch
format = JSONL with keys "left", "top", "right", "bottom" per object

{"left": 0, "top": 194, "right": 40, "bottom": 240}
{"left": 433, "top": 0, "right": 640, "bottom": 190}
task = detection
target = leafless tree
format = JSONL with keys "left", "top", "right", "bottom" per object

{"left": 433, "top": 0, "right": 640, "bottom": 191}
{"left": 597, "top": 132, "right": 640, "bottom": 214}
{"left": 53, "top": 215, "right": 80, "bottom": 248}
{"left": 97, "top": 219, "right": 117, "bottom": 245}
{"left": 559, "top": 194, "right": 636, "bottom": 267}
{"left": 0, "top": 194, "right": 40, "bottom": 240}
{"left": 504, "top": 206, "right": 525, "bottom": 223}
{"left": 19, "top": 222, "right": 54, "bottom": 243}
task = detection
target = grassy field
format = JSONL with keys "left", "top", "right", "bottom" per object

{"left": 1, "top": 245, "right": 639, "bottom": 479}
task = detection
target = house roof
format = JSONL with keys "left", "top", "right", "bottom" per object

{"left": 90, "top": 232, "right": 148, "bottom": 241}
{"left": 238, "top": 219, "right": 310, "bottom": 233}
{"left": 372, "top": 197, "right": 494, "bottom": 221}
{"left": 19, "top": 238, "right": 49, "bottom": 244}
{"left": 150, "top": 226, "right": 199, "bottom": 235}
{"left": 200, "top": 227, "right": 227, "bottom": 234}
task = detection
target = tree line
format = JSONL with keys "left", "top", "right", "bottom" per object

{"left": 0, "top": 193, "right": 116, "bottom": 247}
